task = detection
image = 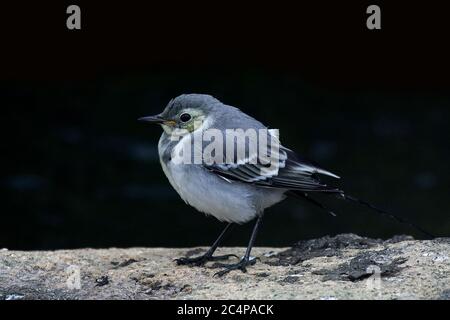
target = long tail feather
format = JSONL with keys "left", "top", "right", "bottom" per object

{"left": 288, "top": 191, "right": 337, "bottom": 217}
{"left": 288, "top": 190, "right": 435, "bottom": 239}
{"left": 340, "top": 193, "right": 435, "bottom": 239}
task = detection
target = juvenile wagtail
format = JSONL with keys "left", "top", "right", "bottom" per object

{"left": 139, "top": 94, "right": 433, "bottom": 277}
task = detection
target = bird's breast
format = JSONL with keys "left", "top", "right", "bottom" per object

{"left": 157, "top": 133, "right": 286, "bottom": 224}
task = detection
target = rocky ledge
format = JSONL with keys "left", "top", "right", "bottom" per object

{"left": 1, "top": 234, "right": 449, "bottom": 300}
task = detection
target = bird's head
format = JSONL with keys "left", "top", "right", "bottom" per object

{"left": 138, "top": 94, "right": 220, "bottom": 135}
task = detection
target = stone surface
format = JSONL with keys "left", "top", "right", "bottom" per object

{"left": 0, "top": 234, "right": 449, "bottom": 300}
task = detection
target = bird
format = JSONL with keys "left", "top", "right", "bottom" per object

{"left": 138, "top": 93, "right": 433, "bottom": 277}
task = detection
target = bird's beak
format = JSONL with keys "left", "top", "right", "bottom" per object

{"left": 138, "top": 115, "right": 176, "bottom": 126}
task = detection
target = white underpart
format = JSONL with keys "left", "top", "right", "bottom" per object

{"left": 157, "top": 118, "right": 287, "bottom": 224}
{"left": 161, "top": 159, "right": 286, "bottom": 223}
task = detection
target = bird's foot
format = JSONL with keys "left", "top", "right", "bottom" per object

{"left": 212, "top": 257, "right": 257, "bottom": 277}
{"left": 175, "top": 253, "right": 239, "bottom": 267}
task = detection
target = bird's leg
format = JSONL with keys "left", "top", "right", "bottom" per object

{"left": 175, "top": 223, "right": 238, "bottom": 266}
{"left": 213, "top": 214, "right": 263, "bottom": 277}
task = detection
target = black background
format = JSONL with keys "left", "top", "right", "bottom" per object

{"left": 1, "top": 2, "right": 449, "bottom": 250}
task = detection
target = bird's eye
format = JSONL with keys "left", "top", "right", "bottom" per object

{"left": 179, "top": 113, "right": 192, "bottom": 122}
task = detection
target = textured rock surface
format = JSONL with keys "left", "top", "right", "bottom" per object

{"left": 1, "top": 234, "right": 449, "bottom": 300}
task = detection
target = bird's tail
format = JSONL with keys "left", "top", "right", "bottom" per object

{"left": 288, "top": 190, "right": 435, "bottom": 239}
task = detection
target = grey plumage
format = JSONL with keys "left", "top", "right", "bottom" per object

{"left": 139, "top": 93, "right": 433, "bottom": 276}
{"left": 154, "top": 94, "right": 340, "bottom": 224}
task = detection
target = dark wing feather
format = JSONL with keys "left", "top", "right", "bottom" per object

{"left": 205, "top": 145, "right": 341, "bottom": 193}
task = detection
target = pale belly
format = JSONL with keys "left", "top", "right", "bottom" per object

{"left": 160, "top": 159, "right": 287, "bottom": 224}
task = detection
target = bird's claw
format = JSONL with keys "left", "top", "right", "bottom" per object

{"left": 212, "top": 258, "right": 257, "bottom": 277}
{"left": 175, "top": 254, "right": 238, "bottom": 267}
{"left": 211, "top": 254, "right": 240, "bottom": 261}
{"left": 175, "top": 256, "right": 206, "bottom": 266}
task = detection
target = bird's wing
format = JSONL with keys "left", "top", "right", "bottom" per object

{"left": 203, "top": 130, "right": 341, "bottom": 192}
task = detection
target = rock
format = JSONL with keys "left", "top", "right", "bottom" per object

{"left": 0, "top": 234, "right": 449, "bottom": 300}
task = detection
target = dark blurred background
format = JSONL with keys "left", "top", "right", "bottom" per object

{"left": 1, "top": 2, "right": 449, "bottom": 250}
